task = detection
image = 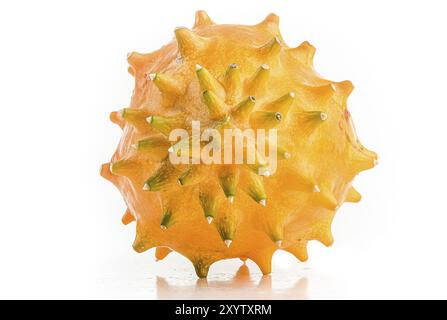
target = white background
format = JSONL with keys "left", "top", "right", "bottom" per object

{"left": 0, "top": 0, "right": 446, "bottom": 299}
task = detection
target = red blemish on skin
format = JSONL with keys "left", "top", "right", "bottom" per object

{"left": 344, "top": 109, "right": 350, "bottom": 120}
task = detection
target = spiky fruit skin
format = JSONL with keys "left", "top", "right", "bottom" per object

{"left": 101, "top": 11, "right": 377, "bottom": 278}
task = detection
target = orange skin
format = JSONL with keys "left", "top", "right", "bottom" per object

{"left": 101, "top": 11, "right": 377, "bottom": 278}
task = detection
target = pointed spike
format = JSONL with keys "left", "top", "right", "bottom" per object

{"left": 178, "top": 166, "right": 204, "bottom": 186}
{"left": 133, "top": 136, "right": 170, "bottom": 160}
{"left": 215, "top": 209, "right": 238, "bottom": 245}
{"left": 227, "top": 196, "right": 234, "bottom": 204}
{"left": 249, "top": 111, "right": 282, "bottom": 129}
{"left": 313, "top": 185, "right": 320, "bottom": 193}
{"left": 155, "top": 247, "right": 173, "bottom": 261}
{"left": 224, "top": 239, "right": 232, "bottom": 248}
{"left": 247, "top": 64, "right": 270, "bottom": 96}
{"left": 194, "top": 10, "right": 214, "bottom": 27}
{"left": 230, "top": 96, "right": 256, "bottom": 120}
{"left": 196, "top": 65, "right": 226, "bottom": 98}
{"left": 148, "top": 72, "right": 184, "bottom": 97}
{"left": 110, "top": 159, "right": 139, "bottom": 178}
{"left": 241, "top": 169, "right": 267, "bottom": 205}
{"left": 174, "top": 27, "right": 209, "bottom": 58}
{"left": 275, "top": 240, "right": 283, "bottom": 248}
{"left": 288, "top": 41, "right": 316, "bottom": 67}
{"left": 118, "top": 108, "right": 151, "bottom": 132}
{"left": 121, "top": 209, "right": 135, "bottom": 225}
{"left": 345, "top": 186, "right": 362, "bottom": 203}
{"left": 199, "top": 190, "right": 218, "bottom": 221}
{"left": 258, "top": 37, "right": 281, "bottom": 57}
{"left": 146, "top": 115, "right": 183, "bottom": 136}
{"left": 206, "top": 216, "right": 214, "bottom": 224}
{"left": 202, "top": 90, "right": 227, "bottom": 119}
{"left": 277, "top": 146, "right": 291, "bottom": 160}
{"left": 109, "top": 111, "right": 125, "bottom": 129}
{"left": 262, "top": 92, "right": 295, "bottom": 117}
{"left": 223, "top": 63, "right": 242, "bottom": 104}
{"left": 295, "top": 111, "right": 328, "bottom": 135}
{"left": 143, "top": 161, "right": 176, "bottom": 192}
{"left": 132, "top": 231, "right": 149, "bottom": 253}
{"left": 218, "top": 166, "right": 239, "bottom": 199}
{"left": 160, "top": 209, "right": 173, "bottom": 229}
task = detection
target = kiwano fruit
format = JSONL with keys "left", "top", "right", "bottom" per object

{"left": 100, "top": 11, "right": 377, "bottom": 278}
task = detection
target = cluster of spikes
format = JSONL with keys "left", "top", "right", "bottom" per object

{"left": 101, "top": 11, "right": 377, "bottom": 278}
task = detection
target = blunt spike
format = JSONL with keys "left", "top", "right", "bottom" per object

{"left": 249, "top": 111, "right": 282, "bottom": 129}
{"left": 118, "top": 108, "right": 151, "bottom": 132}
{"left": 285, "top": 241, "right": 309, "bottom": 262}
{"left": 230, "top": 96, "right": 256, "bottom": 120}
{"left": 348, "top": 147, "right": 378, "bottom": 173}
{"left": 288, "top": 41, "right": 316, "bottom": 67}
{"left": 143, "top": 161, "right": 177, "bottom": 192}
{"left": 218, "top": 166, "right": 239, "bottom": 200}
{"left": 194, "top": 10, "right": 214, "bottom": 27}
{"left": 223, "top": 63, "right": 242, "bottom": 104}
{"left": 196, "top": 65, "right": 226, "bottom": 98}
{"left": 255, "top": 13, "right": 280, "bottom": 36}
{"left": 262, "top": 92, "right": 295, "bottom": 117}
{"left": 317, "top": 229, "right": 334, "bottom": 247}
{"left": 155, "top": 247, "right": 173, "bottom": 261}
{"left": 345, "top": 186, "right": 362, "bottom": 203}
{"left": 127, "top": 51, "right": 153, "bottom": 69}
{"left": 121, "top": 209, "right": 135, "bottom": 225}
{"left": 275, "top": 240, "right": 283, "bottom": 248}
{"left": 315, "top": 188, "right": 339, "bottom": 210}
{"left": 247, "top": 64, "right": 270, "bottom": 96}
{"left": 127, "top": 66, "right": 135, "bottom": 77}
{"left": 146, "top": 115, "right": 183, "bottom": 136}
{"left": 202, "top": 90, "right": 227, "bottom": 119}
{"left": 148, "top": 72, "right": 184, "bottom": 97}
{"left": 333, "top": 80, "right": 354, "bottom": 97}
{"left": 258, "top": 37, "right": 281, "bottom": 57}
{"left": 249, "top": 250, "right": 274, "bottom": 275}
{"left": 174, "top": 27, "right": 209, "bottom": 58}
{"left": 109, "top": 111, "right": 125, "bottom": 129}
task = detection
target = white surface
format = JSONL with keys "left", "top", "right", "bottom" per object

{"left": 0, "top": 0, "right": 446, "bottom": 299}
